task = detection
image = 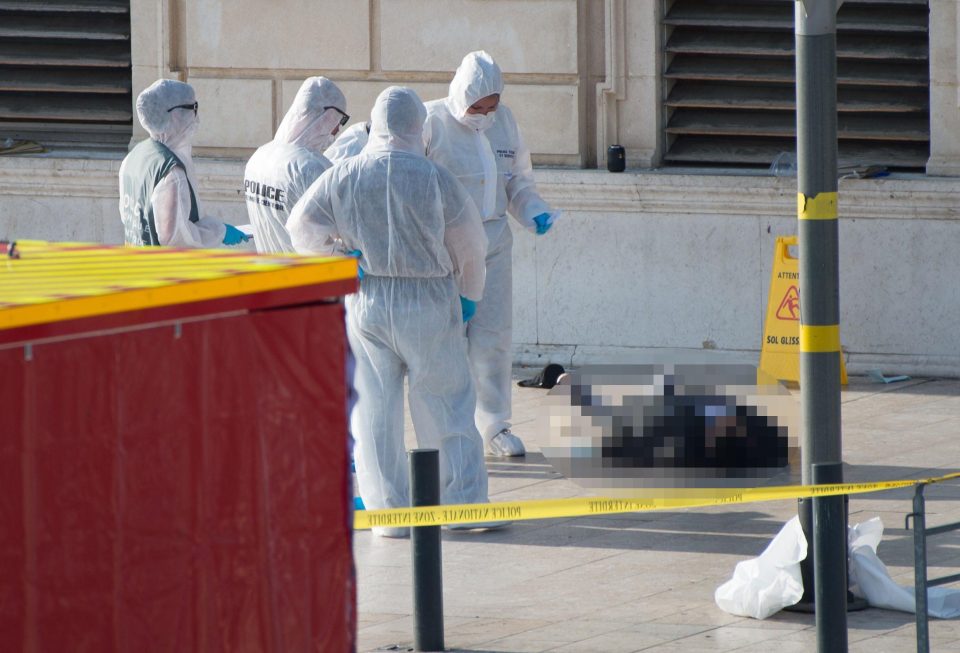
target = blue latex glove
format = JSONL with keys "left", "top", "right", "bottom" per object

{"left": 533, "top": 212, "right": 552, "bottom": 235}
{"left": 222, "top": 224, "right": 249, "bottom": 245}
{"left": 347, "top": 249, "right": 365, "bottom": 280}
{"left": 460, "top": 296, "right": 477, "bottom": 323}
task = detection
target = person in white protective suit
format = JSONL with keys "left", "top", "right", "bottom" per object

{"left": 119, "top": 79, "right": 248, "bottom": 247}
{"left": 288, "top": 86, "right": 497, "bottom": 538}
{"left": 323, "top": 119, "right": 370, "bottom": 164}
{"left": 423, "top": 51, "right": 561, "bottom": 457}
{"left": 243, "top": 77, "right": 348, "bottom": 253}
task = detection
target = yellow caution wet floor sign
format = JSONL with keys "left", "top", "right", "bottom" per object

{"left": 759, "top": 235, "right": 847, "bottom": 384}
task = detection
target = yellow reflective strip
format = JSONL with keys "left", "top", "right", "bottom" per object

{"left": 797, "top": 191, "right": 838, "bottom": 220}
{"left": 800, "top": 324, "right": 841, "bottom": 352}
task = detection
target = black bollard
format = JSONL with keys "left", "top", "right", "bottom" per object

{"left": 795, "top": 496, "right": 816, "bottom": 610}
{"left": 410, "top": 449, "right": 444, "bottom": 652}
{"left": 812, "top": 462, "right": 847, "bottom": 652}
{"left": 788, "top": 484, "right": 865, "bottom": 616}
{"left": 912, "top": 485, "right": 929, "bottom": 653}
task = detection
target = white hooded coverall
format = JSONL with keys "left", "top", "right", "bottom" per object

{"left": 423, "top": 51, "right": 556, "bottom": 448}
{"left": 243, "top": 77, "right": 347, "bottom": 254}
{"left": 287, "top": 86, "right": 489, "bottom": 537}
{"left": 118, "top": 79, "right": 227, "bottom": 248}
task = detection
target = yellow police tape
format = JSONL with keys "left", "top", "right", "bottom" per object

{"left": 354, "top": 472, "right": 960, "bottom": 530}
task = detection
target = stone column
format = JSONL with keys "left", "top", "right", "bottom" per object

{"left": 927, "top": 0, "right": 960, "bottom": 175}
{"left": 619, "top": 0, "right": 661, "bottom": 168}
{"left": 128, "top": 0, "right": 184, "bottom": 145}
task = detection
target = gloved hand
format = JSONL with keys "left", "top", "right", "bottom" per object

{"left": 533, "top": 212, "right": 553, "bottom": 235}
{"left": 222, "top": 224, "right": 249, "bottom": 245}
{"left": 347, "top": 249, "right": 365, "bottom": 280}
{"left": 460, "top": 296, "right": 477, "bottom": 323}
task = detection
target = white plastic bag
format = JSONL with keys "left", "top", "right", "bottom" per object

{"left": 848, "top": 517, "right": 960, "bottom": 618}
{"left": 715, "top": 515, "right": 807, "bottom": 619}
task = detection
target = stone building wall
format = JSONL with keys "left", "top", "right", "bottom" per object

{"left": 131, "top": 0, "right": 592, "bottom": 166}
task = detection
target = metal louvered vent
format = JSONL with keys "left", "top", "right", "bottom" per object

{"left": 0, "top": 0, "right": 132, "bottom": 151}
{"left": 663, "top": 0, "right": 930, "bottom": 170}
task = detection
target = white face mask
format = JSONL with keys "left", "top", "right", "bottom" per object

{"left": 460, "top": 111, "right": 495, "bottom": 132}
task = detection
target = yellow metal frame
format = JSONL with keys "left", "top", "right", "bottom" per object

{"left": 0, "top": 241, "right": 357, "bottom": 331}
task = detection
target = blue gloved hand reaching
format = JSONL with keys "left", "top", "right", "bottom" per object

{"left": 459, "top": 296, "right": 477, "bottom": 323}
{"left": 347, "top": 249, "right": 365, "bottom": 280}
{"left": 222, "top": 224, "right": 249, "bottom": 245}
{"left": 533, "top": 212, "right": 553, "bottom": 235}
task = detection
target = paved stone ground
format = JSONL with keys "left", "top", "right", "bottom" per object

{"left": 354, "top": 372, "right": 960, "bottom": 652}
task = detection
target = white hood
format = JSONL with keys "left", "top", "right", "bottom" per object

{"left": 366, "top": 86, "right": 427, "bottom": 155}
{"left": 444, "top": 51, "right": 504, "bottom": 124}
{"left": 274, "top": 76, "right": 347, "bottom": 153}
{"left": 136, "top": 79, "right": 198, "bottom": 155}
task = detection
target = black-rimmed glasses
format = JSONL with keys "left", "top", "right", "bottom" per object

{"left": 324, "top": 105, "right": 350, "bottom": 127}
{"left": 167, "top": 101, "right": 198, "bottom": 116}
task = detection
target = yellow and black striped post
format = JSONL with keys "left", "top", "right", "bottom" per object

{"left": 795, "top": 0, "right": 849, "bottom": 648}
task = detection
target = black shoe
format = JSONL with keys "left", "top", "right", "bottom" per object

{"left": 517, "top": 363, "right": 565, "bottom": 389}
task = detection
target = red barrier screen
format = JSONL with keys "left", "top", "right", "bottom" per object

{"left": 0, "top": 301, "right": 354, "bottom": 652}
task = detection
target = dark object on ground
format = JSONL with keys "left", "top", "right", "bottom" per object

{"left": 518, "top": 363, "right": 565, "bottom": 389}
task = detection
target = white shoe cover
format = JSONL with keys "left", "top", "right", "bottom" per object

{"left": 486, "top": 429, "right": 526, "bottom": 457}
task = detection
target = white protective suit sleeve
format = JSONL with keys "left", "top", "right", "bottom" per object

{"left": 505, "top": 119, "right": 551, "bottom": 230}
{"left": 281, "top": 154, "right": 332, "bottom": 221}
{"left": 286, "top": 169, "right": 341, "bottom": 256}
{"left": 151, "top": 167, "right": 226, "bottom": 247}
{"left": 436, "top": 165, "right": 486, "bottom": 300}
